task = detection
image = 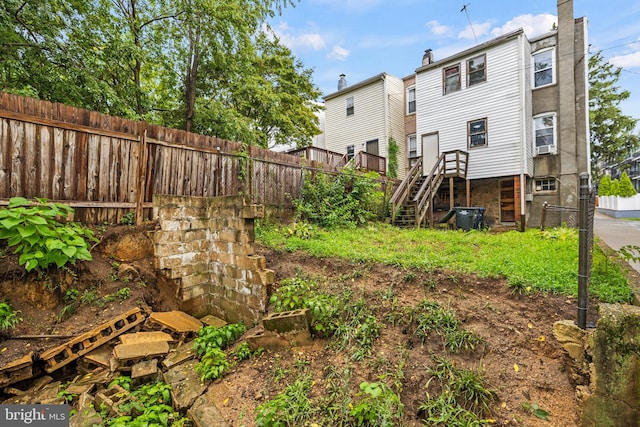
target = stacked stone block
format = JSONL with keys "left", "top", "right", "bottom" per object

{"left": 153, "top": 195, "right": 273, "bottom": 325}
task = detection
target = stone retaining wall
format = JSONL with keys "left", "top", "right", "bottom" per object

{"left": 153, "top": 195, "right": 273, "bottom": 325}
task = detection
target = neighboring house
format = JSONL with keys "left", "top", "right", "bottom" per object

{"left": 322, "top": 73, "right": 405, "bottom": 177}
{"left": 270, "top": 101, "right": 326, "bottom": 153}
{"left": 393, "top": 0, "right": 589, "bottom": 228}
{"left": 605, "top": 150, "right": 640, "bottom": 192}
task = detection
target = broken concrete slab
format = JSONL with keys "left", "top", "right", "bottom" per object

{"left": 187, "top": 384, "right": 231, "bottom": 427}
{"left": 163, "top": 359, "right": 207, "bottom": 411}
{"left": 131, "top": 358, "right": 160, "bottom": 385}
{"left": 70, "top": 406, "right": 103, "bottom": 427}
{"left": 119, "top": 331, "right": 173, "bottom": 345}
{"left": 0, "top": 351, "right": 33, "bottom": 388}
{"left": 78, "top": 344, "right": 114, "bottom": 374}
{"left": 200, "top": 315, "right": 227, "bottom": 328}
{"left": 3, "top": 381, "right": 63, "bottom": 405}
{"left": 162, "top": 341, "right": 196, "bottom": 370}
{"left": 113, "top": 340, "right": 170, "bottom": 362}
{"left": 144, "top": 311, "right": 203, "bottom": 339}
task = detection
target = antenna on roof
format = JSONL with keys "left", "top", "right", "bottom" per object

{"left": 460, "top": 3, "right": 478, "bottom": 44}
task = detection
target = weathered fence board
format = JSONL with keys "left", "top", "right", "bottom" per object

{"left": 0, "top": 91, "right": 373, "bottom": 223}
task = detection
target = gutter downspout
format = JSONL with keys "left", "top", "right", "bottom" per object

{"left": 382, "top": 74, "right": 389, "bottom": 167}
{"left": 519, "top": 33, "right": 527, "bottom": 231}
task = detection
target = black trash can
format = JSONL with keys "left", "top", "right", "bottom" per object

{"left": 454, "top": 207, "right": 485, "bottom": 231}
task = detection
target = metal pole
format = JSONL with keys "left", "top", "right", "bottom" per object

{"left": 577, "top": 172, "right": 590, "bottom": 329}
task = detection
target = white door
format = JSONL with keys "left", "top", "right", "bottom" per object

{"left": 422, "top": 133, "right": 439, "bottom": 176}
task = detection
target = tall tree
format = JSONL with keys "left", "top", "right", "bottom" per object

{"left": 589, "top": 51, "right": 639, "bottom": 176}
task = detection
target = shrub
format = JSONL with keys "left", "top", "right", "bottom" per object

{"left": 292, "top": 167, "right": 383, "bottom": 228}
{"left": 387, "top": 137, "right": 399, "bottom": 179}
{"left": 598, "top": 175, "right": 612, "bottom": 196}
{"left": 618, "top": 171, "right": 637, "bottom": 197}
{"left": 0, "top": 197, "right": 97, "bottom": 272}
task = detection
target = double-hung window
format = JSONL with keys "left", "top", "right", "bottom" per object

{"left": 407, "top": 134, "right": 418, "bottom": 167}
{"left": 346, "top": 96, "right": 354, "bottom": 116}
{"left": 534, "top": 113, "right": 556, "bottom": 155}
{"left": 406, "top": 86, "right": 416, "bottom": 114}
{"left": 533, "top": 48, "right": 555, "bottom": 88}
{"left": 467, "top": 54, "right": 486, "bottom": 86}
{"left": 346, "top": 145, "right": 354, "bottom": 161}
{"left": 443, "top": 64, "right": 461, "bottom": 94}
{"left": 468, "top": 118, "right": 487, "bottom": 148}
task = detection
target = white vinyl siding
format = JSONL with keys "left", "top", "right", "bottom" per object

{"left": 416, "top": 35, "right": 526, "bottom": 180}
{"left": 324, "top": 74, "right": 405, "bottom": 175}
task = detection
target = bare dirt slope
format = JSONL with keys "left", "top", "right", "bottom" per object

{"left": 0, "top": 226, "right": 596, "bottom": 426}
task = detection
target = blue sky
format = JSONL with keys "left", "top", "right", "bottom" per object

{"left": 267, "top": 0, "right": 640, "bottom": 121}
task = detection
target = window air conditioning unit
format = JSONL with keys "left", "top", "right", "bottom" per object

{"left": 536, "top": 145, "right": 553, "bottom": 155}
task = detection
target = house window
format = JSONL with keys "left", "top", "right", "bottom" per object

{"left": 407, "top": 134, "right": 418, "bottom": 167}
{"left": 533, "top": 48, "right": 555, "bottom": 88}
{"left": 346, "top": 96, "right": 354, "bottom": 116}
{"left": 406, "top": 86, "right": 416, "bottom": 114}
{"left": 534, "top": 113, "right": 556, "bottom": 155}
{"left": 346, "top": 145, "right": 354, "bottom": 161}
{"left": 443, "top": 64, "right": 461, "bottom": 94}
{"left": 467, "top": 54, "right": 486, "bottom": 86}
{"left": 468, "top": 118, "right": 487, "bottom": 148}
{"left": 535, "top": 178, "right": 557, "bottom": 192}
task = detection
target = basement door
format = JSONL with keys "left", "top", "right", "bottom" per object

{"left": 499, "top": 178, "right": 516, "bottom": 223}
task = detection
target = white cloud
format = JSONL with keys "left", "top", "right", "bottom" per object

{"left": 267, "top": 22, "right": 326, "bottom": 51}
{"left": 427, "top": 20, "right": 453, "bottom": 37}
{"left": 491, "top": 13, "right": 557, "bottom": 39}
{"left": 327, "top": 45, "right": 350, "bottom": 61}
{"left": 458, "top": 21, "right": 492, "bottom": 40}
{"left": 610, "top": 51, "right": 640, "bottom": 68}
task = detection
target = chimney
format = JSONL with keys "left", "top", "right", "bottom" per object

{"left": 422, "top": 49, "right": 434, "bottom": 66}
{"left": 338, "top": 74, "right": 347, "bottom": 90}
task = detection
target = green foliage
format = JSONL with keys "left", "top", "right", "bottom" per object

{"left": 193, "top": 323, "right": 247, "bottom": 356}
{"left": 350, "top": 381, "right": 404, "bottom": 427}
{"left": 116, "top": 287, "right": 131, "bottom": 301}
{"left": 619, "top": 245, "right": 640, "bottom": 263}
{"left": 257, "top": 223, "right": 633, "bottom": 304}
{"left": 293, "top": 167, "right": 383, "bottom": 228}
{"left": 0, "top": 197, "right": 97, "bottom": 272}
{"left": 103, "top": 380, "right": 188, "bottom": 427}
{"left": 387, "top": 137, "right": 399, "bottom": 179}
{"left": 0, "top": 0, "right": 318, "bottom": 148}
{"left": 419, "top": 357, "right": 495, "bottom": 426}
{"left": 522, "top": 401, "right": 550, "bottom": 420}
{"left": 232, "top": 342, "right": 261, "bottom": 361}
{"left": 193, "top": 323, "right": 246, "bottom": 382}
{"left": 269, "top": 277, "right": 337, "bottom": 336}
{"left": 0, "top": 302, "right": 21, "bottom": 332}
{"left": 283, "top": 222, "right": 315, "bottom": 239}
{"left": 120, "top": 212, "right": 135, "bottom": 225}
{"left": 589, "top": 51, "right": 640, "bottom": 176}
{"left": 599, "top": 175, "right": 613, "bottom": 196}
{"left": 618, "top": 171, "right": 637, "bottom": 197}
{"left": 195, "top": 347, "right": 230, "bottom": 382}
{"left": 255, "top": 373, "right": 315, "bottom": 427}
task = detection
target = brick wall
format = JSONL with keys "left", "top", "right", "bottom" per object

{"left": 153, "top": 195, "right": 273, "bottom": 325}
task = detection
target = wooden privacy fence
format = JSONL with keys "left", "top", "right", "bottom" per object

{"left": 0, "top": 92, "right": 343, "bottom": 224}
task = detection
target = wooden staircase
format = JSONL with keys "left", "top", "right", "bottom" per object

{"left": 391, "top": 151, "right": 468, "bottom": 228}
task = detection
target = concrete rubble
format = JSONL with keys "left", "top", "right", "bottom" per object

{"left": 0, "top": 307, "right": 313, "bottom": 426}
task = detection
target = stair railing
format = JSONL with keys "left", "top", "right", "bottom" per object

{"left": 390, "top": 157, "right": 423, "bottom": 220}
{"left": 413, "top": 150, "right": 469, "bottom": 227}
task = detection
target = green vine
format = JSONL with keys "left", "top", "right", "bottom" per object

{"left": 387, "top": 137, "right": 399, "bottom": 179}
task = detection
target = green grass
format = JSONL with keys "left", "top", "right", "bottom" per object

{"left": 257, "top": 222, "right": 632, "bottom": 304}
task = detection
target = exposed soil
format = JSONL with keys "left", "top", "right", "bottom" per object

{"left": 0, "top": 225, "right": 603, "bottom": 426}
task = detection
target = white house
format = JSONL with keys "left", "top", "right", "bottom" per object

{"left": 323, "top": 73, "right": 405, "bottom": 176}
